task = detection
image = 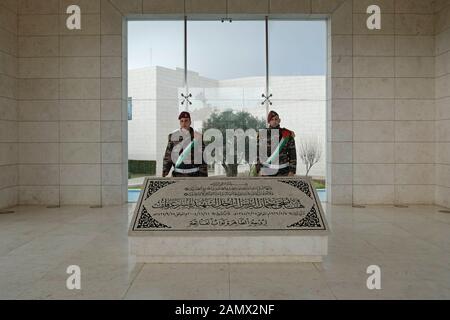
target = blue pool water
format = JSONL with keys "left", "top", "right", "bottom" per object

{"left": 128, "top": 188, "right": 327, "bottom": 203}
{"left": 317, "top": 189, "right": 327, "bottom": 202}
{"left": 128, "top": 189, "right": 141, "bottom": 202}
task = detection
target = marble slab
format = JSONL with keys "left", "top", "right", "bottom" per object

{"left": 128, "top": 177, "right": 329, "bottom": 263}
{"left": 129, "top": 177, "right": 328, "bottom": 234}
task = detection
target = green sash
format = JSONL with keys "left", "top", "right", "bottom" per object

{"left": 264, "top": 136, "right": 288, "bottom": 165}
{"left": 175, "top": 139, "right": 197, "bottom": 168}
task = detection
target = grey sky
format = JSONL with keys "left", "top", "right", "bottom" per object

{"left": 128, "top": 20, "right": 326, "bottom": 80}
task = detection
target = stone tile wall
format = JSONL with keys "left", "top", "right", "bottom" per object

{"left": 435, "top": 0, "right": 450, "bottom": 208}
{"left": 0, "top": 0, "right": 448, "bottom": 208}
{"left": 15, "top": 0, "right": 125, "bottom": 206}
{"left": 329, "top": 0, "right": 437, "bottom": 205}
{"left": 0, "top": 0, "right": 18, "bottom": 208}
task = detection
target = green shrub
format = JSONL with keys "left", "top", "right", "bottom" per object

{"left": 312, "top": 179, "right": 326, "bottom": 189}
{"left": 128, "top": 160, "right": 156, "bottom": 177}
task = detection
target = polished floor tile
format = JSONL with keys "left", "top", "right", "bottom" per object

{"left": 124, "top": 264, "right": 229, "bottom": 300}
{"left": 0, "top": 203, "right": 449, "bottom": 299}
{"left": 229, "top": 263, "right": 336, "bottom": 299}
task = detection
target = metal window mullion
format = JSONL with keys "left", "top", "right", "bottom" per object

{"left": 265, "top": 16, "right": 269, "bottom": 104}
{"left": 184, "top": 15, "right": 188, "bottom": 94}
{"left": 181, "top": 16, "right": 192, "bottom": 109}
{"left": 263, "top": 16, "right": 272, "bottom": 114}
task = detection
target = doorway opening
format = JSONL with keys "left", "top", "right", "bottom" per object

{"left": 126, "top": 18, "right": 327, "bottom": 202}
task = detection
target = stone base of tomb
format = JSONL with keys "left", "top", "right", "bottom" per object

{"left": 129, "top": 233, "right": 328, "bottom": 263}
{"left": 128, "top": 177, "right": 329, "bottom": 263}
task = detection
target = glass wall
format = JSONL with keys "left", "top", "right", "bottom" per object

{"left": 268, "top": 21, "right": 327, "bottom": 179}
{"left": 127, "top": 19, "right": 327, "bottom": 201}
{"left": 127, "top": 21, "right": 184, "bottom": 184}
{"left": 187, "top": 20, "right": 266, "bottom": 176}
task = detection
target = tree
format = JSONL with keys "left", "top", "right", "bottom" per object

{"left": 203, "top": 110, "right": 266, "bottom": 177}
{"left": 299, "top": 136, "right": 322, "bottom": 176}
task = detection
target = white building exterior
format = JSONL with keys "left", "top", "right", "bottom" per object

{"left": 128, "top": 66, "right": 326, "bottom": 177}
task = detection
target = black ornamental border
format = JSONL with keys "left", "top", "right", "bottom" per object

{"left": 131, "top": 178, "right": 328, "bottom": 232}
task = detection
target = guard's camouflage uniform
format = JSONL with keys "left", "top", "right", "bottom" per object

{"left": 162, "top": 127, "right": 208, "bottom": 177}
{"left": 256, "top": 126, "right": 297, "bottom": 176}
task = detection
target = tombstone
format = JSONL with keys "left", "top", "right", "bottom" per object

{"left": 128, "top": 177, "right": 329, "bottom": 262}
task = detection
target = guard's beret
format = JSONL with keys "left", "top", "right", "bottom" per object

{"left": 267, "top": 110, "right": 279, "bottom": 123}
{"left": 178, "top": 111, "right": 191, "bottom": 120}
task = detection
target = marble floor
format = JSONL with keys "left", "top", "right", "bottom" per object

{"left": 0, "top": 203, "right": 449, "bottom": 300}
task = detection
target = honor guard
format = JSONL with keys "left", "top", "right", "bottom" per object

{"left": 162, "top": 111, "right": 208, "bottom": 177}
{"left": 256, "top": 110, "right": 297, "bottom": 177}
